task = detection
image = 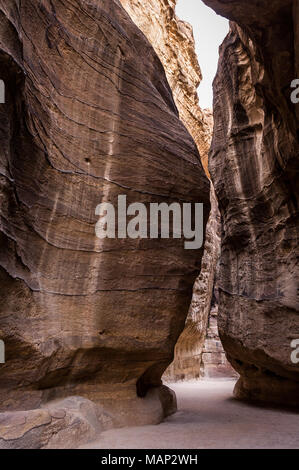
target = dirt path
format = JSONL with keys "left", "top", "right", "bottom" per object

{"left": 80, "top": 380, "right": 299, "bottom": 449}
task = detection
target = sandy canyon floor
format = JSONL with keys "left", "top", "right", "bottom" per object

{"left": 80, "top": 380, "right": 299, "bottom": 449}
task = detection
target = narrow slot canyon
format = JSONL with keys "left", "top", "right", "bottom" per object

{"left": 0, "top": 0, "right": 298, "bottom": 450}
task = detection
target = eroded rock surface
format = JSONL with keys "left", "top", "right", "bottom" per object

{"left": 204, "top": 0, "right": 299, "bottom": 406}
{"left": 120, "top": 0, "right": 229, "bottom": 382}
{"left": 0, "top": 397, "right": 104, "bottom": 449}
{"left": 0, "top": 0, "right": 210, "bottom": 444}
{"left": 120, "top": 0, "right": 212, "bottom": 173}
{"left": 201, "top": 286, "right": 238, "bottom": 379}
{"left": 164, "top": 188, "right": 222, "bottom": 381}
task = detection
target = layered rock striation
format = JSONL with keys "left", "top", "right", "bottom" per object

{"left": 120, "top": 0, "right": 212, "bottom": 173}
{"left": 201, "top": 283, "right": 238, "bottom": 379}
{"left": 164, "top": 188, "right": 222, "bottom": 381}
{"left": 0, "top": 0, "right": 210, "bottom": 447}
{"left": 204, "top": 0, "right": 299, "bottom": 405}
{"left": 121, "top": 0, "right": 231, "bottom": 383}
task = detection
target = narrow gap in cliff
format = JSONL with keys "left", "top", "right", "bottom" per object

{"left": 163, "top": 1, "right": 235, "bottom": 384}
{"left": 176, "top": 0, "right": 229, "bottom": 110}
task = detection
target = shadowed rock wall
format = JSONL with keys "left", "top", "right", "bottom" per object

{"left": 201, "top": 281, "right": 238, "bottom": 379}
{"left": 121, "top": 0, "right": 233, "bottom": 382}
{"left": 204, "top": 0, "right": 299, "bottom": 406}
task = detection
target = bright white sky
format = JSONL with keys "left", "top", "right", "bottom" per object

{"left": 176, "top": 0, "right": 229, "bottom": 109}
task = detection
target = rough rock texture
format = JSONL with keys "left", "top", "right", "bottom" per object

{"left": 165, "top": 189, "right": 236, "bottom": 382}
{"left": 119, "top": 0, "right": 212, "bottom": 174}
{"left": 201, "top": 288, "right": 238, "bottom": 379}
{"left": 204, "top": 0, "right": 299, "bottom": 406}
{"left": 200, "top": 258, "right": 238, "bottom": 380}
{"left": 0, "top": 0, "right": 210, "bottom": 446}
{"left": 0, "top": 388, "right": 176, "bottom": 449}
{"left": 0, "top": 397, "right": 104, "bottom": 449}
{"left": 120, "top": 0, "right": 228, "bottom": 382}
{"left": 164, "top": 188, "right": 221, "bottom": 381}
{"left": 201, "top": 307, "right": 231, "bottom": 379}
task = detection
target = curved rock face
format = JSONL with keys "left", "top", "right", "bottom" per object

{"left": 164, "top": 187, "right": 221, "bottom": 381}
{"left": 204, "top": 1, "right": 299, "bottom": 405}
{"left": 119, "top": 0, "right": 232, "bottom": 382}
{"left": 0, "top": 0, "right": 210, "bottom": 436}
{"left": 120, "top": 0, "right": 212, "bottom": 174}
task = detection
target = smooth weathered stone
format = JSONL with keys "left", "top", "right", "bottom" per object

{"left": 120, "top": 0, "right": 213, "bottom": 174}
{"left": 120, "top": 0, "right": 227, "bottom": 383}
{"left": 0, "top": 0, "right": 210, "bottom": 445}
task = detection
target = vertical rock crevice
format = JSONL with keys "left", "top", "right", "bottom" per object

{"left": 120, "top": 0, "right": 236, "bottom": 383}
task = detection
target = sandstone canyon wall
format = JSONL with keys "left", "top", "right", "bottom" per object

{"left": 120, "top": 0, "right": 234, "bottom": 382}
{"left": 119, "top": 0, "right": 212, "bottom": 172}
{"left": 164, "top": 187, "right": 226, "bottom": 381}
{"left": 0, "top": 0, "right": 298, "bottom": 451}
{"left": 0, "top": 0, "right": 210, "bottom": 448}
{"left": 201, "top": 277, "right": 238, "bottom": 379}
{"left": 204, "top": 0, "right": 299, "bottom": 405}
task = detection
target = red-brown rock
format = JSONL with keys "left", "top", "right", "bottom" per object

{"left": 0, "top": 0, "right": 210, "bottom": 444}
{"left": 205, "top": 0, "right": 299, "bottom": 406}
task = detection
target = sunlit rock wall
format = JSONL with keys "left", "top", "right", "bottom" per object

{"left": 164, "top": 187, "right": 222, "bottom": 381}
{"left": 120, "top": 0, "right": 212, "bottom": 173}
